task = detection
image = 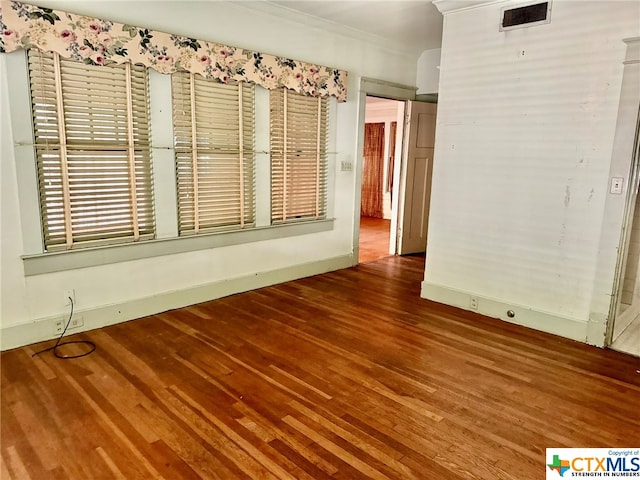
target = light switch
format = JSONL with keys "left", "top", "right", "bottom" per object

{"left": 610, "top": 177, "right": 624, "bottom": 195}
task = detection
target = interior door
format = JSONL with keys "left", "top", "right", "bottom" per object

{"left": 397, "top": 101, "right": 437, "bottom": 255}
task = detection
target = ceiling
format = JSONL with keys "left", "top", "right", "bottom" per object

{"left": 265, "top": 1, "right": 444, "bottom": 54}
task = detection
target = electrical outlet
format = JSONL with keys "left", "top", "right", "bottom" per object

{"left": 54, "top": 319, "right": 64, "bottom": 334}
{"left": 470, "top": 296, "right": 478, "bottom": 310}
{"left": 64, "top": 289, "right": 75, "bottom": 306}
{"left": 53, "top": 315, "right": 83, "bottom": 335}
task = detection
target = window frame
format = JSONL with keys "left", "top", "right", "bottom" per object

{"left": 270, "top": 88, "right": 330, "bottom": 224}
{"left": 172, "top": 72, "right": 256, "bottom": 236}
{"left": 27, "top": 49, "right": 155, "bottom": 252}
{"left": 5, "top": 51, "right": 335, "bottom": 276}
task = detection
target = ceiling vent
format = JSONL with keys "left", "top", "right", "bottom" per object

{"left": 500, "top": 1, "right": 552, "bottom": 31}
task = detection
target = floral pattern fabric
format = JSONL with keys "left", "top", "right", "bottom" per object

{"left": 0, "top": 1, "right": 348, "bottom": 102}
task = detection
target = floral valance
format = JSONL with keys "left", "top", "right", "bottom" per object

{"left": 0, "top": 1, "right": 348, "bottom": 102}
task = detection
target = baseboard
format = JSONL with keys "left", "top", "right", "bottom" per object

{"left": 1, "top": 254, "right": 354, "bottom": 351}
{"left": 421, "top": 281, "right": 589, "bottom": 343}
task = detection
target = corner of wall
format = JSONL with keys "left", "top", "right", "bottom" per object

{"left": 416, "top": 48, "right": 441, "bottom": 95}
{"left": 1, "top": 254, "right": 354, "bottom": 351}
{"left": 421, "top": 280, "right": 590, "bottom": 343}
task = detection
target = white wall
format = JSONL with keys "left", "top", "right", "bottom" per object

{"left": 416, "top": 48, "right": 441, "bottom": 95}
{"left": 0, "top": 1, "right": 419, "bottom": 349}
{"left": 422, "top": 0, "right": 640, "bottom": 344}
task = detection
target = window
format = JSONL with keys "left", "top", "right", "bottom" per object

{"left": 172, "top": 73, "right": 255, "bottom": 235}
{"left": 28, "top": 50, "right": 154, "bottom": 251}
{"left": 270, "top": 88, "right": 328, "bottom": 223}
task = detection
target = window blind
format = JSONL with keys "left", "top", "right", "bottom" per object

{"left": 172, "top": 73, "right": 255, "bottom": 235}
{"left": 28, "top": 50, "right": 154, "bottom": 251}
{"left": 270, "top": 88, "right": 328, "bottom": 223}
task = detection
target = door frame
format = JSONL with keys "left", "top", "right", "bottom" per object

{"left": 606, "top": 104, "right": 640, "bottom": 346}
{"left": 353, "top": 77, "right": 417, "bottom": 266}
{"left": 591, "top": 37, "right": 640, "bottom": 347}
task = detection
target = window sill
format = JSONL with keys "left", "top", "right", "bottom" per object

{"left": 22, "top": 219, "right": 334, "bottom": 276}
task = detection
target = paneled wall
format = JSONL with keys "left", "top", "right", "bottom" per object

{"left": 422, "top": 0, "right": 640, "bottom": 344}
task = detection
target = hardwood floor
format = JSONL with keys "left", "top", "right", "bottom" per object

{"left": 2, "top": 255, "right": 640, "bottom": 479}
{"left": 359, "top": 216, "right": 391, "bottom": 263}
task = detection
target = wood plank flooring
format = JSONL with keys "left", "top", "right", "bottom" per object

{"left": 359, "top": 216, "right": 391, "bottom": 264}
{"left": 2, "top": 255, "right": 640, "bottom": 479}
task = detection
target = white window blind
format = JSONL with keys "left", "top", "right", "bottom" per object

{"left": 172, "top": 73, "right": 255, "bottom": 235}
{"left": 28, "top": 50, "right": 154, "bottom": 251}
{"left": 270, "top": 88, "right": 328, "bottom": 223}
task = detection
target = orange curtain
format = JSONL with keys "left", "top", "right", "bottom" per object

{"left": 361, "top": 123, "right": 385, "bottom": 218}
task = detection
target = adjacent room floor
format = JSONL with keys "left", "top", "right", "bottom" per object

{"left": 611, "top": 316, "right": 640, "bottom": 357}
{"left": 358, "top": 216, "right": 391, "bottom": 264}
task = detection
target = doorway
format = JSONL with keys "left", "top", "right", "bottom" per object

{"left": 606, "top": 37, "right": 640, "bottom": 356}
{"left": 359, "top": 96, "right": 405, "bottom": 263}
{"left": 610, "top": 107, "right": 640, "bottom": 357}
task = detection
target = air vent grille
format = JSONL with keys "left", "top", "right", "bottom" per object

{"left": 501, "top": 1, "right": 551, "bottom": 31}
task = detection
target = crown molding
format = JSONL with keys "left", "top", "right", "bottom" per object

{"left": 433, "top": 0, "right": 509, "bottom": 15}
{"left": 239, "top": 1, "right": 422, "bottom": 59}
{"left": 623, "top": 37, "right": 640, "bottom": 65}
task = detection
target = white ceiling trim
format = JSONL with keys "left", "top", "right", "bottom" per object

{"left": 239, "top": 1, "right": 422, "bottom": 58}
{"left": 433, "top": 0, "right": 508, "bottom": 15}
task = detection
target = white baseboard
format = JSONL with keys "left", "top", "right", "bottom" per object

{"left": 420, "top": 281, "right": 590, "bottom": 343}
{"left": 1, "top": 254, "right": 353, "bottom": 351}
